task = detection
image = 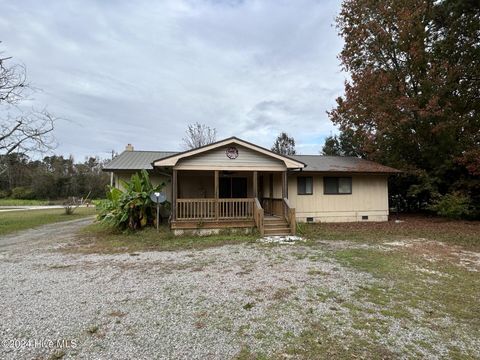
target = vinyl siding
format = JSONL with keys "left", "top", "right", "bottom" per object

{"left": 288, "top": 174, "right": 389, "bottom": 222}
{"left": 175, "top": 145, "right": 286, "bottom": 171}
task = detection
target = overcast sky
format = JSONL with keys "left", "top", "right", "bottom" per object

{"left": 0, "top": 0, "right": 345, "bottom": 159}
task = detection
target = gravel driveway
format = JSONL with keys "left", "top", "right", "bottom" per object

{"left": 0, "top": 220, "right": 373, "bottom": 359}
{"left": 1, "top": 221, "right": 478, "bottom": 359}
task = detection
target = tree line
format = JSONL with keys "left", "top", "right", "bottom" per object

{"left": 0, "top": 153, "right": 110, "bottom": 200}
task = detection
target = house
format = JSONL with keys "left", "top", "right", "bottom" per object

{"left": 103, "top": 137, "right": 400, "bottom": 235}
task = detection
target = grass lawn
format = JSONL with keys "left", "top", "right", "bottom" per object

{"left": 74, "top": 214, "right": 480, "bottom": 254}
{"left": 0, "top": 207, "right": 97, "bottom": 236}
{"left": 0, "top": 199, "right": 52, "bottom": 206}
{"left": 298, "top": 214, "right": 480, "bottom": 250}
{"left": 69, "top": 223, "right": 258, "bottom": 254}
{"left": 281, "top": 246, "right": 479, "bottom": 359}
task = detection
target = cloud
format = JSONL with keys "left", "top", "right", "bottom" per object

{"left": 0, "top": 0, "right": 344, "bottom": 158}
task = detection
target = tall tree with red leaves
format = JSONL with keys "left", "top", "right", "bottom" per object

{"left": 328, "top": 0, "right": 480, "bottom": 216}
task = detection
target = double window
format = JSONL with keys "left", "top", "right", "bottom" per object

{"left": 324, "top": 177, "right": 352, "bottom": 195}
{"left": 297, "top": 176, "right": 353, "bottom": 195}
{"left": 297, "top": 176, "right": 313, "bottom": 195}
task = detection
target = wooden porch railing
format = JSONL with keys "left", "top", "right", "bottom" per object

{"left": 253, "top": 198, "right": 264, "bottom": 236}
{"left": 176, "top": 198, "right": 254, "bottom": 220}
{"left": 175, "top": 197, "right": 295, "bottom": 235}
{"left": 283, "top": 197, "right": 296, "bottom": 235}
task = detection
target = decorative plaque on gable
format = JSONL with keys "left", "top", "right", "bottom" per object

{"left": 225, "top": 146, "right": 239, "bottom": 159}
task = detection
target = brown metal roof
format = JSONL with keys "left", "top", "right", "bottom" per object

{"left": 291, "top": 155, "right": 400, "bottom": 173}
{"left": 103, "top": 149, "right": 399, "bottom": 174}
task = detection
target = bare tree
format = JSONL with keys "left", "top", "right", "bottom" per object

{"left": 271, "top": 132, "right": 296, "bottom": 155}
{"left": 1, "top": 110, "right": 55, "bottom": 155}
{"left": 0, "top": 45, "right": 56, "bottom": 158}
{"left": 182, "top": 122, "right": 217, "bottom": 149}
{"left": 0, "top": 51, "right": 27, "bottom": 105}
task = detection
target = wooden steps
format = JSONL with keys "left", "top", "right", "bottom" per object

{"left": 263, "top": 216, "right": 292, "bottom": 236}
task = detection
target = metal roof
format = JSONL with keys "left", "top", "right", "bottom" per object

{"left": 291, "top": 155, "right": 400, "bottom": 173}
{"left": 103, "top": 150, "right": 399, "bottom": 174}
{"left": 102, "top": 151, "right": 177, "bottom": 171}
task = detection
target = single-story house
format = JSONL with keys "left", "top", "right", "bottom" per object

{"left": 103, "top": 137, "right": 400, "bottom": 235}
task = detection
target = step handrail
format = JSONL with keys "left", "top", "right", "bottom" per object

{"left": 282, "top": 197, "right": 296, "bottom": 235}
{"left": 253, "top": 197, "right": 264, "bottom": 236}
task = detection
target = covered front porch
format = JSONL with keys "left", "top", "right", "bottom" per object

{"left": 151, "top": 137, "right": 306, "bottom": 235}
{"left": 170, "top": 170, "right": 296, "bottom": 235}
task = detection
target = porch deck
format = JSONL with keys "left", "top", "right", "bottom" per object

{"left": 171, "top": 197, "right": 295, "bottom": 235}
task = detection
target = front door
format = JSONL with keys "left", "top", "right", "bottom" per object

{"left": 220, "top": 177, "right": 247, "bottom": 198}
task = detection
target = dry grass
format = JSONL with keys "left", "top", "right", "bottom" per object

{"left": 298, "top": 214, "right": 480, "bottom": 250}
{"left": 64, "top": 222, "right": 257, "bottom": 254}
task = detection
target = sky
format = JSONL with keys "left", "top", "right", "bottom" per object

{"left": 0, "top": 0, "right": 346, "bottom": 159}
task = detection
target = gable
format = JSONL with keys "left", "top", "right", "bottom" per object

{"left": 175, "top": 144, "right": 286, "bottom": 171}
{"left": 153, "top": 137, "right": 305, "bottom": 169}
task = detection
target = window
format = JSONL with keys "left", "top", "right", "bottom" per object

{"left": 324, "top": 177, "right": 352, "bottom": 195}
{"left": 219, "top": 177, "right": 247, "bottom": 198}
{"left": 297, "top": 176, "right": 313, "bottom": 195}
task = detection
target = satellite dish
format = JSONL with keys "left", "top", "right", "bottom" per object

{"left": 150, "top": 191, "right": 166, "bottom": 203}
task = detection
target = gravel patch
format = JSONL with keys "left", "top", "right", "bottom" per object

{"left": 257, "top": 235, "right": 306, "bottom": 244}
{"left": 0, "top": 221, "right": 478, "bottom": 359}
{"left": 0, "top": 221, "right": 372, "bottom": 359}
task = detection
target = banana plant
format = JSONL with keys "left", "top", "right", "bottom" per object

{"left": 97, "top": 170, "right": 168, "bottom": 230}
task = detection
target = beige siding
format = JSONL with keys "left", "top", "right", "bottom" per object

{"left": 175, "top": 144, "right": 286, "bottom": 171}
{"left": 288, "top": 174, "right": 389, "bottom": 222}
{"left": 111, "top": 170, "right": 390, "bottom": 223}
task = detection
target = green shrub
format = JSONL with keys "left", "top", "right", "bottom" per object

{"left": 296, "top": 222, "right": 307, "bottom": 236}
{"left": 97, "top": 170, "right": 169, "bottom": 230}
{"left": 11, "top": 186, "right": 35, "bottom": 200}
{"left": 428, "top": 192, "right": 473, "bottom": 220}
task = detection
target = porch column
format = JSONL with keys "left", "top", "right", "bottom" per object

{"left": 172, "top": 169, "right": 177, "bottom": 221}
{"left": 282, "top": 170, "right": 288, "bottom": 219}
{"left": 269, "top": 173, "right": 273, "bottom": 199}
{"left": 282, "top": 171, "right": 288, "bottom": 199}
{"left": 214, "top": 170, "right": 219, "bottom": 220}
{"left": 253, "top": 171, "right": 258, "bottom": 198}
